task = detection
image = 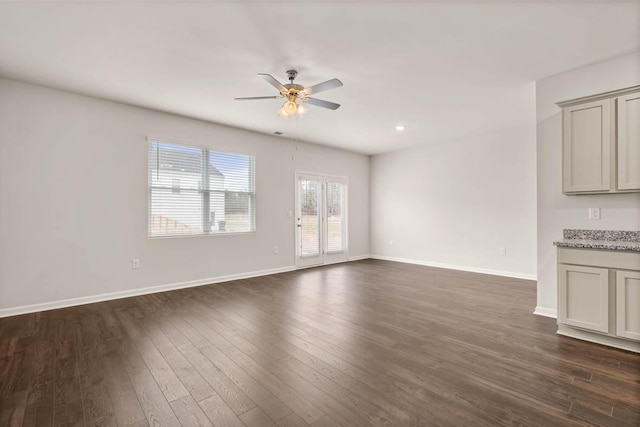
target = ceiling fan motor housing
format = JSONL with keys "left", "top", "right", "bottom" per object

{"left": 286, "top": 69, "right": 298, "bottom": 82}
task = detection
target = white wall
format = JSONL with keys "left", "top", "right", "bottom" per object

{"left": 370, "top": 104, "right": 537, "bottom": 279}
{"left": 0, "top": 78, "right": 370, "bottom": 313}
{"left": 536, "top": 53, "right": 640, "bottom": 317}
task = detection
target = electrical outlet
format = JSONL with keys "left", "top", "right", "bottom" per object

{"left": 389, "top": 239, "right": 393, "bottom": 246}
{"left": 273, "top": 246, "right": 279, "bottom": 254}
{"left": 499, "top": 248, "right": 507, "bottom": 256}
{"left": 132, "top": 258, "right": 140, "bottom": 269}
{"left": 588, "top": 208, "right": 601, "bottom": 220}
{"left": 288, "top": 211, "right": 293, "bottom": 218}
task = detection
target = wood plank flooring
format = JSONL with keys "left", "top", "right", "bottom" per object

{"left": 1, "top": 259, "right": 638, "bottom": 426}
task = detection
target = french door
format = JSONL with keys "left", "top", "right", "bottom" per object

{"left": 295, "top": 173, "right": 348, "bottom": 268}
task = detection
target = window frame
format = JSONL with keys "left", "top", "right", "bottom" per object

{"left": 147, "top": 136, "right": 257, "bottom": 239}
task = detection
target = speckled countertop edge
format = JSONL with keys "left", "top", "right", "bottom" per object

{"left": 554, "top": 229, "right": 640, "bottom": 252}
{"left": 563, "top": 229, "right": 640, "bottom": 242}
{"left": 553, "top": 239, "right": 640, "bottom": 252}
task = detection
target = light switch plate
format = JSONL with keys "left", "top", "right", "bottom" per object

{"left": 588, "top": 208, "right": 601, "bottom": 220}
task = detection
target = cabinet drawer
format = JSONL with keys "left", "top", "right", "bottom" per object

{"left": 558, "top": 248, "right": 640, "bottom": 271}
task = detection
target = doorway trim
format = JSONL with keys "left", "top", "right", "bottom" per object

{"left": 294, "top": 172, "right": 349, "bottom": 269}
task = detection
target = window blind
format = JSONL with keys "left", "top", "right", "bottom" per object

{"left": 148, "top": 140, "right": 255, "bottom": 237}
{"left": 299, "top": 178, "right": 321, "bottom": 256}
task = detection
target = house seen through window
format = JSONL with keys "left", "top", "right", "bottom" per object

{"left": 148, "top": 140, "right": 255, "bottom": 237}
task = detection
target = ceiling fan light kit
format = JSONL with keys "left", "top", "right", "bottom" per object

{"left": 235, "top": 69, "right": 343, "bottom": 118}
{"left": 279, "top": 98, "right": 301, "bottom": 118}
{"left": 278, "top": 100, "right": 308, "bottom": 118}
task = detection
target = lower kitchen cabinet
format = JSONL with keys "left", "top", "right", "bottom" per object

{"left": 558, "top": 264, "right": 609, "bottom": 333}
{"left": 557, "top": 247, "right": 640, "bottom": 353}
{"left": 616, "top": 270, "right": 640, "bottom": 341}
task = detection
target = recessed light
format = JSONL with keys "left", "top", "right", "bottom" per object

{"left": 395, "top": 125, "right": 405, "bottom": 132}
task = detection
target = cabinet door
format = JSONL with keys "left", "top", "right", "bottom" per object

{"left": 563, "top": 100, "right": 611, "bottom": 193}
{"left": 616, "top": 270, "right": 640, "bottom": 341}
{"left": 558, "top": 264, "right": 609, "bottom": 333}
{"left": 617, "top": 93, "right": 640, "bottom": 190}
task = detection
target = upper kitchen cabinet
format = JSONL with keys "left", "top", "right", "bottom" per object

{"left": 558, "top": 85, "right": 640, "bottom": 195}
{"left": 617, "top": 92, "right": 640, "bottom": 190}
{"left": 562, "top": 99, "right": 611, "bottom": 193}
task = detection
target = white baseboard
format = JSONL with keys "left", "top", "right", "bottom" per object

{"left": 348, "top": 254, "right": 371, "bottom": 261}
{"left": 0, "top": 265, "right": 296, "bottom": 318}
{"left": 533, "top": 306, "right": 557, "bottom": 318}
{"left": 0, "top": 255, "right": 535, "bottom": 318}
{"left": 370, "top": 254, "right": 537, "bottom": 281}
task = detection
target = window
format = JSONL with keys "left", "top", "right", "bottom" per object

{"left": 148, "top": 139, "right": 255, "bottom": 237}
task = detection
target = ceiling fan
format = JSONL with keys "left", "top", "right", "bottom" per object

{"left": 235, "top": 69, "right": 343, "bottom": 118}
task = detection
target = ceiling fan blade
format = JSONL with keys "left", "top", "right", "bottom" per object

{"left": 304, "top": 97, "right": 341, "bottom": 110}
{"left": 234, "top": 96, "right": 281, "bottom": 101}
{"left": 258, "top": 73, "right": 287, "bottom": 92}
{"left": 303, "top": 78, "right": 343, "bottom": 95}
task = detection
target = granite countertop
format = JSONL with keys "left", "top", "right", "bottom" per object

{"left": 553, "top": 229, "right": 640, "bottom": 252}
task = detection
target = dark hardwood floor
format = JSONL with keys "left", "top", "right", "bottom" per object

{"left": 1, "top": 259, "right": 638, "bottom": 426}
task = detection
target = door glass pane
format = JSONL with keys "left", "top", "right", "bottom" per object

{"left": 300, "top": 179, "right": 321, "bottom": 256}
{"left": 326, "top": 181, "right": 344, "bottom": 252}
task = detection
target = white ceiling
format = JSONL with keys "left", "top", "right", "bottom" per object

{"left": 0, "top": 1, "right": 638, "bottom": 155}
